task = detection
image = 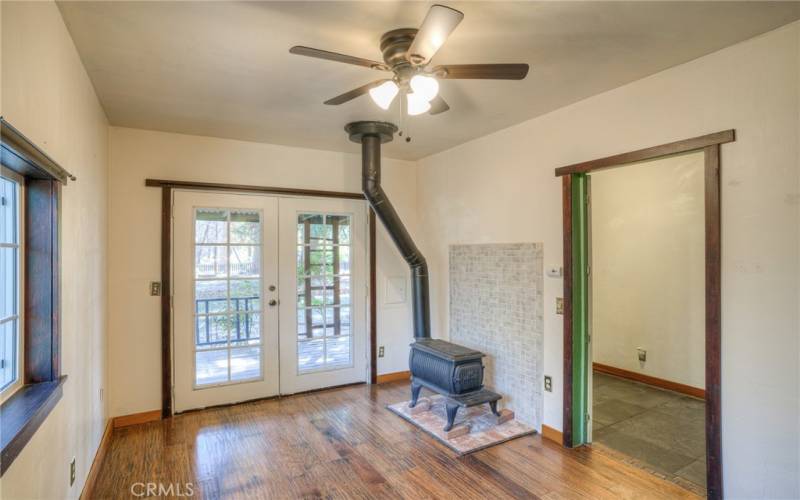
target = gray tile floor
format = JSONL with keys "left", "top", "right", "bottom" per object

{"left": 592, "top": 372, "right": 706, "bottom": 491}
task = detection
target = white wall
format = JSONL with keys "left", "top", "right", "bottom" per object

{"left": 0, "top": 2, "right": 109, "bottom": 498}
{"left": 107, "top": 127, "right": 417, "bottom": 417}
{"left": 417, "top": 22, "right": 799, "bottom": 499}
{"left": 591, "top": 152, "right": 705, "bottom": 389}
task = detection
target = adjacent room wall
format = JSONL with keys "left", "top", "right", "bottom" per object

{"left": 417, "top": 21, "right": 800, "bottom": 498}
{"left": 0, "top": 2, "right": 109, "bottom": 498}
{"left": 591, "top": 152, "right": 705, "bottom": 389}
{"left": 107, "top": 127, "right": 418, "bottom": 417}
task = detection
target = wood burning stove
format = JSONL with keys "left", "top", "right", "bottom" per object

{"left": 409, "top": 339, "right": 501, "bottom": 431}
{"left": 346, "top": 121, "right": 504, "bottom": 432}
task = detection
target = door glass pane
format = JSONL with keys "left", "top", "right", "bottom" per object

{"left": 295, "top": 212, "right": 353, "bottom": 373}
{"left": 196, "top": 209, "right": 227, "bottom": 244}
{"left": 230, "top": 210, "right": 260, "bottom": 244}
{"left": 193, "top": 208, "right": 263, "bottom": 386}
{"left": 231, "top": 347, "right": 261, "bottom": 381}
{"left": 195, "top": 350, "right": 228, "bottom": 385}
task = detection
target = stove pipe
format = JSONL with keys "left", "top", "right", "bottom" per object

{"left": 345, "top": 121, "right": 430, "bottom": 339}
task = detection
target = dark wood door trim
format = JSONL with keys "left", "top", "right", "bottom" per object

{"left": 145, "top": 179, "right": 364, "bottom": 200}
{"left": 151, "top": 181, "right": 375, "bottom": 416}
{"left": 561, "top": 175, "right": 574, "bottom": 448}
{"left": 557, "top": 133, "right": 730, "bottom": 499}
{"left": 554, "top": 130, "right": 734, "bottom": 177}
{"left": 160, "top": 186, "right": 172, "bottom": 418}
{"left": 369, "top": 209, "right": 378, "bottom": 384}
{"left": 703, "top": 143, "right": 723, "bottom": 500}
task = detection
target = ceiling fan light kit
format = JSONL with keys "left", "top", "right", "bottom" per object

{"left": 407, "top": 92, "right": 431, "bottom": 116}
{"left": 369, "top": 81, "right": 400, "bottom": 110}
{"left": 289, "top": 3, "right": 530, "bottom": 128}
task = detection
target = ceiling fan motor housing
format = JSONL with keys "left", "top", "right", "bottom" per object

{"left": 380, "top": 29, "right": 419, "bottom": 70}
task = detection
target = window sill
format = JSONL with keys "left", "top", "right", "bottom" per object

{"left": 0, "top": 375, "right": 67, "bottom": 476}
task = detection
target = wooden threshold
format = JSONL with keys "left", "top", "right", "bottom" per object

{"left": 80, "top": 419, "right": 113, "bottom": 499}
{"left": 113, "top": 410, "right": 162, "bottom": 429}
{"left": 593, "top": 363, "right": 705, "bottom": 399}
{"left": 376, "top": 371, "right": 411, "bottom": 384}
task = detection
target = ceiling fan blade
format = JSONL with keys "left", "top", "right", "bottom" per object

{"left": 407, "top": 5, "right": 464, "bottom": 66}
{"left": 324, "top": 79, "right": 390, "bottom": 105}
{"left": 428, "top": 95, "right": 450, "bottom": 115}
{"left": 432, "top": 64, "right": 529, "bottom": 80}
{"left": 290, "top": 46, "right": 390, "bottom": 71}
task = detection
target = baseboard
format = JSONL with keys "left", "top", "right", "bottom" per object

{"left": 376, "top": 370, "right": 411, "bottom": 384}
{"left": 541, "top": 424, "right": 563, "bottom": 445}
{"left": 112, "top": 409, "right": 162, "bottom": 428}
{"left": 80, "top": 418, "right": 113, "bottom": 500}
{"left": 593, "top": 362, "right": 705, "bottom": 399}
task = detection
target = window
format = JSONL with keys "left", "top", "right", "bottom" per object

{"left": 1, "top": 118, "right": 70, "bottom": 477}
{"left": 193, "top": 208, "right": 262, "bottom": 386}
{"left": 0, "top": 168, "right": 22, "bottom": 396}
{"left": 296, "top": 213, "right": 352, "bottom": 373}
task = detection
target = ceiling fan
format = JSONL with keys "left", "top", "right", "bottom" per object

{"left": 289, "top": 4, "right": 529, "bottom": 117}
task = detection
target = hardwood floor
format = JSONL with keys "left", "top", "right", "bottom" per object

{"left": 92, "top": 382, "right": 700, "bottom": 499}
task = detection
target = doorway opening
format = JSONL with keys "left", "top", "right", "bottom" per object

{"left": 589, "top": 151, "right": 707, "bottom": 493}
{"left": 556, "top": 130, "right": 734, "bottom": 500}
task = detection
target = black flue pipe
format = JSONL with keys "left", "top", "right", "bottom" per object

{"left": 345, "top": 121, "right": 431, "bottom": 339}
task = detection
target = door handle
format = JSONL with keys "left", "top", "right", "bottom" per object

{"left": 268, "top": 299, "right": 278, "bottom": 306}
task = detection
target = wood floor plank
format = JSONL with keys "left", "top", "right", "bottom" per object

{"left": 90, "top": 382, "right": 701, "bottom": 499}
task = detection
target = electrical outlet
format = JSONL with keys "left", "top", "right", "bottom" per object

{"left": 544, "top": 375, "right": 553, "bottom": 392}
{"left": 637, "top": 348, "right": 647, "bottom": 363}
{"left": 378, "top": 346, "right": 385, "bottom": 358}
{"left": 69, "top": 457, "right": 76, "bottom": 486}
{"left": 556, "top": 298, "right": 564, "bottom": 315}
{"left": 150, "top": 281, "right": 162, "bottom": 296}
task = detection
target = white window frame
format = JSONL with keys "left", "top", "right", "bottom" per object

{"left": 0, "top": 166, "right": 24, "bottom": 401}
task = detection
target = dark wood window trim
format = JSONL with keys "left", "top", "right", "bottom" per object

{"left": 0, "top": 118, "right": 74, "bottom": 476}
{"left": 147, "top": 179, "right": 376, "bottom": 416}
{"left": 555, "top": 130, "right": 732, "bottom": 500}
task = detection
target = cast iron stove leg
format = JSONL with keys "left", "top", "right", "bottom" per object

{"left": 409, "top": 382, "right": 422, "bottom": 408}
{"left": 444, "top": 403, "right": 459, "bottom": 432}
{"left": 489, "top": 400, "right": 501, "bottom": 417}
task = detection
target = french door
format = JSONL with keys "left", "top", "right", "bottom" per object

{"left": 278, "top": 197, "right": 367, "bottom": 394}
{"left": 172, "top": 191, "right": 367, "bottom": 412}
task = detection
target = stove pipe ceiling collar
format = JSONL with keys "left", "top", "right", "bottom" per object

{"left": 345, "top": 121, "right": 431, "bottom": 339}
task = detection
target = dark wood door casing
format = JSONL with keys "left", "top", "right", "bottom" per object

{"left": 555, "top": 130, "right": 733, "bottom": 500}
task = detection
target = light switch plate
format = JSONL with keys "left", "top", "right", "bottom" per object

{"left": 556, "top": 298, "right": 564, "bottom": 315}
{"left": 150, "top": 281, "right": 162, "bottom": 296}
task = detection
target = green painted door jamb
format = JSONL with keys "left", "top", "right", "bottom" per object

{"left": 571, "top": 173, "right": 589, "bottom": 446}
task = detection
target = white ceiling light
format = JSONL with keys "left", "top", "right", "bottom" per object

{"left": 406, "top": 92, "right": 431, "bottom": 115}
{"left": 409, "top": 75, "right": 439, "bottom": 102}
{"left": 369, "top": 81, "right": 399, "bottom": 110}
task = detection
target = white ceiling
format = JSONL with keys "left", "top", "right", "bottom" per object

{"left": 58, "top": 1, "right": 800, "bottom": 161}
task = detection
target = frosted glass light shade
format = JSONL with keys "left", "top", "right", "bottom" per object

{"left": 369, "top": 81, "right": 399, "bottom": 110}
{"left": 409, "top": 75, "right": 439, "bottom": 102}
{"left": 406, "top": 92, "right": 431, "bottom": 115}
